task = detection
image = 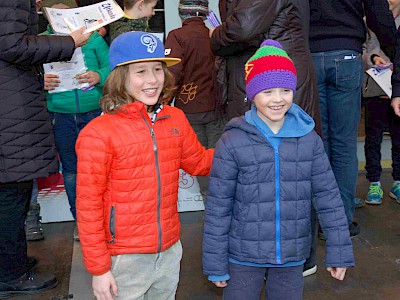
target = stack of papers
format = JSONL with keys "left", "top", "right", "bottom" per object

{"left": 43, "top": 0, "right": 124, "bottom": 34}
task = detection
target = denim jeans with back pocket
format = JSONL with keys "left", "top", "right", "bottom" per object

{"left": 311, "top": 50, "right": 363, "bottom": 225}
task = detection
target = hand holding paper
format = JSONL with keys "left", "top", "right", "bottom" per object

{"left": 70, "top": 27, "right": 92, "bottom": 48}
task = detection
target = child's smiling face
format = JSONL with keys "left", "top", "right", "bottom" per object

{"left": 125, "top": 61, "right": 165, "bottom": 107}
{"left": 253, "top": 87, "right": 293, "bottom": 132}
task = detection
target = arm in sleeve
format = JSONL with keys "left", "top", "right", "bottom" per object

{"left": 0, "top": 2, "right": 74, "bottom": 65}
{"left": 203, "top": 134, "right": 238, "bottom": 277}
{"left": 165, "top": 31, "right": 185, "bottom": 87}
{"left": 310, "top": 134, "right": 355, "bottom": 268}
{"left": 92, "top": 33, "right": 110, "bottom": 87}
{"left": 364, "top": 0, "right": 397, "bottom": 60}
{"left": 76, "top": 123, "right": 113, "bottom": 276}
{"left": 180, "top": 113, "right": 214, "bottom": 176}
{"left": 211, "top": 0, "right": 280, "bottom": 56}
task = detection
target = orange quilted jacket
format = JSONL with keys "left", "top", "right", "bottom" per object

{"left": 76, "top": 102, "right": 214, "bottom": 275}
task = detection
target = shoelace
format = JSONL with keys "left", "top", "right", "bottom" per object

{"left": 392, "top": 183, "right": 400, "bottom": 193}
{"left": 369, "top": 185, "right": 383, "bottom": 196}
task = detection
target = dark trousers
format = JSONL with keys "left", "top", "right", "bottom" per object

{"left": 223, "top": 263, "right": 304, "bottom": 300}
{"left": 190, "top": 118, "right": 226, "bottom": 198}
{"left": 0, "top": 181, "right": 32, "bottom": 281}
{"left": 364, "top": 97, "right": 400, "bottom": 182}
{"left": 304, "top": 206, "right": 317, "bottom": 270}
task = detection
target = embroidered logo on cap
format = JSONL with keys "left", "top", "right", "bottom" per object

{"left": 141, "top": 34, "right": 157, "bottom": 53}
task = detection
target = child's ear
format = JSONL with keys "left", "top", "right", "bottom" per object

{"left": 137, "top": 0, "right": 144, "bottom": 11}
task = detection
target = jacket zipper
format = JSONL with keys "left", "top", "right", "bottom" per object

{"left": 274, "top": 145, "right": 282, "bottom": 264}
{"left": 253, "top": 122, "right": 282, "bottom": 264}
{"left": 141, "top": 112, "right": 163, "bottom": 252}
{"left": 74, "top": 89, "right": 80, "bottom": 113}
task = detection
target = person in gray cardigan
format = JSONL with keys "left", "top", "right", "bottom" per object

{"left": 203, "top": 40, "right": 354, "bottom": 300}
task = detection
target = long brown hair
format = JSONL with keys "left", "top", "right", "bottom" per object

{"left": 100, "top": 62, "right": 176, "bottom": 114}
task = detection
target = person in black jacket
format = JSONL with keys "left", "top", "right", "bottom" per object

{"left": 0, "top": 0, "right": 90, "bottom": 297}
{"left": 309, "top": 0, "right": 396, "bottom": 241}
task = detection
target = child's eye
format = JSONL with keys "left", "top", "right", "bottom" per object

{"left": 263, "top": 90, "right": 272, "bottom": 94}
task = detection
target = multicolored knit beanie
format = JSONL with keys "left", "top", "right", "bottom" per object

{"left": 179, "top": 0, "right": 209, "bottom": 20}
{"left": 245, "top": 39, "right": 297, "bottom": 101}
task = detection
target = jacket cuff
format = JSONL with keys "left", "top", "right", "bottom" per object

{"left": 208, "top": 274, "right": 230, "bottom": 282}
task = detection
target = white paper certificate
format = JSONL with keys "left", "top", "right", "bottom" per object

{"left": 43, "top": 47, "right": 89, "bottom": 94}
{"left": 366, "top": 67, "right": 393, "bottom": 98}
{"left": 43, "top": 0, "right": 124, "bottom": 35}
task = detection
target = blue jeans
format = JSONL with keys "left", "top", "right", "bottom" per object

{"left": 50, "top": 109, "right": 102, "bottom": 220}
{"left": 223, "top": 263, "right": 304, "bottom": 300}
{"left": 312, "top": 50, "right": 363, "bottom": 225}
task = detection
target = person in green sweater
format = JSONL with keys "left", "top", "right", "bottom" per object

{"left": 109, "top": 0, "right": 158, "bottom": 42}
{"left": 42, "top": 4, "right": 110, "bottom": 240}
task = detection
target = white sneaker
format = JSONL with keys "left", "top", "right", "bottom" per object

{"left": 303, "top": 265, "right": 317, "bottom": 277}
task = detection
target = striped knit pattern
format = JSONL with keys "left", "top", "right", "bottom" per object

{"left": 245, "top": 39, "right": 297, "bottom": 101}
{"left": 179, "top": 0, "right": 209, "bottom": 20}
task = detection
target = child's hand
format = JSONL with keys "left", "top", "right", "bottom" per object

{"left": 209, "top": 27, "right": 216, "bottom": 38}
{"left": 44, "top": 73, "right": 60, "bottom": 91}
{"left": 327, "top": 267, "right": 347, "bottom": 281}
{"left": 76, "top": 71, "right": 100, "bottom": 86}
{"left": 392, "top": 97, "right": 400, "bottom": 116}
{"left": 213, "top": 281, "right": 227, "bottom": 288}
{"left": 92, "top": 271, "right": 118, "bottom": 300}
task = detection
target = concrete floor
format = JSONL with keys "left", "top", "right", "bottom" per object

{"left": 18, "top": 170, "right": 400, "bottom": 300}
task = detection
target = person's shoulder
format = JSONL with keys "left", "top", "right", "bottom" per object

{"left": 163, "top": 105, "right": 186, "bottom": 117}
{"left": 81, "top": 113, "right": 114, "bottom": 134}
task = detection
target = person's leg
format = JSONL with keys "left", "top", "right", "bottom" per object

{"left": 311, "top": 52, "right": 330, "bottom": 159}
{"left": 189, "top": 122, "right": 209, "bottom": 199}
{"left": 0, "top": 181, "right": 31, "bottom": 282}
{"left": 111, "top": 241, "right": 182, "bottom": 300}
{"left": 52, "top": 110, "right": 101, "bottom": 220}
{"left": 303, "top": 52, "right": 328, "bottom": 274}
{"left": 144, "top": 241, "right": 182, "bottom": 300}
{"left": 222, "top": 263, "right": 265, "bottom": 300}
{"left": 388, "top": 100, "right": 400, "bottom": 202}
{"left": 206, "top": 117, "right": 227, "bottom": 149}
{"left": 364, "top": 97, "right": 386, "bottom": 204}
{"left": 303, "top": 206, "right": 317, "bottom": 276}
{"left": 265, "top": 265, "right": 303, "bottom": 300}
{"left": 364, "top": 97, "right": 387, "bottom": 183}
{"left": 26, "top": 178, "right": 44, "bottom": 241}
{"left": 324, "top": 50, "right": 363, "bottom": 226}
{"left": 51, "top": 113, "right": 79, "bottom": 220}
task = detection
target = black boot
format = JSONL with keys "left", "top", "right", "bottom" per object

{"left": 27, "top": 256, "right": 38, "bottom": 270}
{"left": 0, "top": 270, "right": 57, "bottom": 298}
{"left": 25, "top": 204, "right": 44, "bottom": 241}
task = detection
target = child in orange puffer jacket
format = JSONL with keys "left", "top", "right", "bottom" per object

{"left": 75, "top": 31, "right": 214, "bottom": 300}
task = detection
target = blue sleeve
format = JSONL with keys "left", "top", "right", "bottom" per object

{"left": 202, "top": 133, "right": 239, "bottom": 276}
{"left": 208, "top": 274, "right": 230, "bottom": 282}
{"left": 310, "top": 134, "right": 355, "bottom": 268}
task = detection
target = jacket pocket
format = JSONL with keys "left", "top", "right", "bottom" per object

{"left": 107, "top": 206, "right": 116, "bottom": 244}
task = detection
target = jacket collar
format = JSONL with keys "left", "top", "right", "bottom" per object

{"left": 182, "top": 17, "right": 206, "bottom": 26}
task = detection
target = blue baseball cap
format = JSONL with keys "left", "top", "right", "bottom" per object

{"left": 109, "top": 31, "right": 181, "bottom": 71}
